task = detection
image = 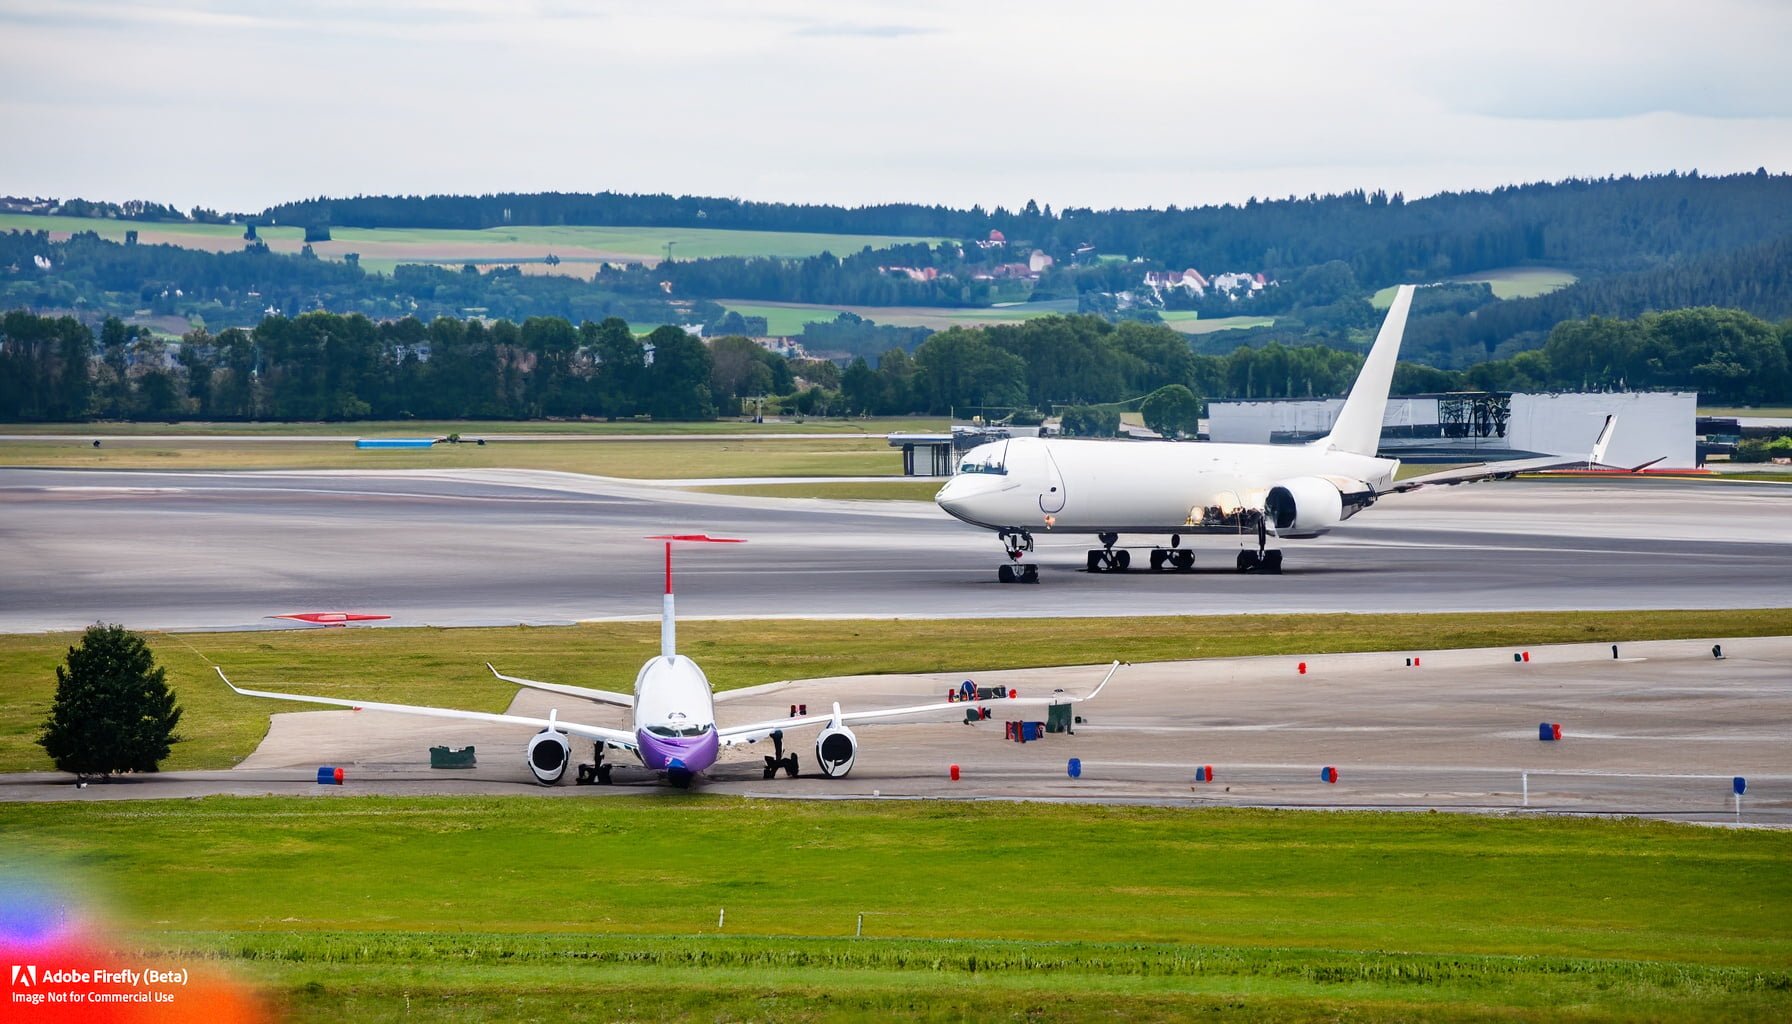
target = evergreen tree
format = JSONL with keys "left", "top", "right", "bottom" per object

{"left": 38, "top": 624, "right": 183, "bottom": 779}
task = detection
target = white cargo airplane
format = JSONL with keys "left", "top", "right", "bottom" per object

{"left": 935, "top": 285, "right": 1630, "bottom": 582}
{"left": 218, "top": 535, "right": 1119, "bottom": 788}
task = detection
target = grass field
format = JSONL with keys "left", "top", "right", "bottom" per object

{"left": 1700, "top": 406, "right": 1792, "bottom": 418}
{"left": 1372, "top": 267, "right": 1579, "bottom": 308}
{"left": 0, "top": 212, "right": 942, "bottom": 271}
{"left": 0, "top": 417, "right": 944, "bottom": 437}
{"left": 722, "top": 299, "right": 1274, "bottom": 337}
{"left": 4, "top": 798, "right": 1788, "bottom": 1021}
{"left": 3, "top": 609, "right": 1788, "bottom": 774}
{"left": 694, "top": 480, "right": 943, "bottom": 501}
{"left": 1157, "top": 311, "right": 1277, "bottom": 335}
{"left": 0, "top": 436, "right": 901, "bottom": 477}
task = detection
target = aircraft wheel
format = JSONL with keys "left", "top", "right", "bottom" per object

{"left": 1263, "top": 550, "right": 1284, "bottom": 574}
{"left": 1021, "top": 564, "right": 1039, "bottom": 583}
{"left": 1173, "top": 549, "right": 1195, "bottom": 571}
{"left": 1113, "top": 549, "right": 1131, "bottom": 571}
{"left": 1086, "top": 550, "right": 1105, "bottom": 573}
{"left": 998, "top": 564, "right": 1016, "bottom": 583}
{"left": 1149, "top": 550, "right": 1167, "bottom": 572}
{"left": 1236, "top": 550, "right": 1261, "bottom": 573}
{"left": 785, "top": 754, "right": 800, "bottom": 778}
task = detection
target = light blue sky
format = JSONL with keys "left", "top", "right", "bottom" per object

{"left": 1, "top": 0, "right": 1787, "bottom": 213}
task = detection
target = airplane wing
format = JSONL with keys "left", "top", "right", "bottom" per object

{"left": 716, "top": 661, "right": 1121, "bottom": 746}
{"left": 487, "top": 663, "right": 633, "bottom": 708}
{"left": 215, "top": 667, "right": 638, "bottom": 750}
{"left": 1382, "top": 415, "right": 1662, "bottom": 494}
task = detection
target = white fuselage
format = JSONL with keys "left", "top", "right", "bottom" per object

{"left": 630, "top": 654, "right": 721, "bottom": 772}
{"left": 934, "top": 436, "right": 1398, "bottom": 537}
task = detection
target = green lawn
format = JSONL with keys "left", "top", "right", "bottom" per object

{"left": 3, "top": 609, "right": 1787, "bottom": 773}
{"left": 1699, "top": 406, "right": 1792, "bottom": 418}
{"left": 3, "top": 798, "right": 1787, "bottom": 1021}
{"left": 0, "top": 417, "right": 944, "bottom": 437}
{"left": 0, "top": 436, "right": 901, "bottom": 476}
{"left": 1372, "top": 267, "right": 1579, "bottom": 308}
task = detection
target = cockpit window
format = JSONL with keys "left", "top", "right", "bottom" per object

{"left": 958, "top": 459, "right": 1007, "bottom": 475}
{"left": 647, "top": 724, "right": 711, "bottom": 738}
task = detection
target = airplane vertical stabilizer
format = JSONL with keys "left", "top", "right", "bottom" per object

{"left": 1323, "top": 283, "right": 1415, "bottom": 457}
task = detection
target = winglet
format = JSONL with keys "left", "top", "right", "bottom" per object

{"left": 214, "top": 666, "right": 244, "bottom": 694}
{"left": 1081, "top": 660, "right": 1122, "bottom": 702}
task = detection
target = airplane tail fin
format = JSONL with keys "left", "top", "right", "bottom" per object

{"left": 645, "top": 534, "right": 746, "bottom": 659}
{"left": 1588, "top": 415, "right": 1616, "bottom": 467}
{"left": 1323, "top": 284, "right": 1415, "bottom": 458}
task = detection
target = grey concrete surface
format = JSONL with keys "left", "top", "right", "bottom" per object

{"left": 1, "top": 468, "right": 1788, "bottom": 633}
{"left": 4, "top": 637, "right": 1785, "bottom": 825}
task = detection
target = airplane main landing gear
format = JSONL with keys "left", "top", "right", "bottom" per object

{"left": 1086, "top": 533, "right": 1131, "bottom": 573}
{"left": 762, "top": 728, "right": 800, "bottom": 779}
{"left": 1150, "top": 533, "right": 1195, "bottom": 572}
{"left": 575, "top": 744, "right": 615, "bottom": 785}
{"left": 996, "top": 530, "right": 1039, "bottom": 584}
{"left": 1236, "top": 520, "right": 1284, "bottom": 574}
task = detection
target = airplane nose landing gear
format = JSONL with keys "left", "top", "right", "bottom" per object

{"left": 996, "top": 530, "right": 1039, "bottom": 583}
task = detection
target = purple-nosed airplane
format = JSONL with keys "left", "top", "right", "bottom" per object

{"left": 217, "top": 535, "right": 1119, "bottom": 789}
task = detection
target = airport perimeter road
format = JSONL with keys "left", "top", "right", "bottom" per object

{"left": 2, "top": 638, "right": 1784, "bottom": 825}
{"left": 1, "top": 468, "right": 1789, "bottom": 632}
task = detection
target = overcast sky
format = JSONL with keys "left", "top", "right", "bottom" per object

{"left": 2, "top": 0, "right": 1788, "bottom": 214}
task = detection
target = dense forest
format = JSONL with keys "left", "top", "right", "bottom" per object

{"left": 256, "top": 172, "right": 1792, "bottom": 281}
{"left": 4, "top": 307, "right": 1786, "bottom": 424}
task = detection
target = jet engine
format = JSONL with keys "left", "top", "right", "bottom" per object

{"left": 814, "top": 723, "right": 859, "bottom": 778}
{"left": 1264, "top": 476, "right": 1346, "bottom": 536}
{"left": 526, "top": 729, "right": 571, "bottom": 785}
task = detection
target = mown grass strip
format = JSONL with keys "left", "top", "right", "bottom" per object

{"left": 2, "top": 609, "right": 1787, "bottom": 772}
{"left": 0, "top": 436, "right": 901, "bottom": 476}
{"left": 2, "top": 799, "right": 1785, "bottom": 1022}
{"left": 692, "top": 480, "right": 943, "bottom": 501}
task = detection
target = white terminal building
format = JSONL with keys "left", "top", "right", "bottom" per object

{"left": 1207, "top": 391, "right": 1697, "bottom": 468}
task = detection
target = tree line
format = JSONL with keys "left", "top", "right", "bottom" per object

{"left": 254, "top": 172, "right": 1792, "bottom": 283}
{"left": 4, "top": 305, "right": 1786, "bottom": 424}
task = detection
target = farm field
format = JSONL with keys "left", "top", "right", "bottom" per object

{"left": 1372, "top": 266, "right": 1578, "bottom": 308}
{"left": 723, "top": 298, "right": 1272, "bottom": 336}
{"left": 2, "top": 609, "right": 1787, "bottom": 773}
{"left": 0, "top": 212, "right": 942, "bottom": 275}
{"left": 3, "top": 798, "right": 1787, "bottom": 1022}
{"left": 0, "top": 435, "right": 900, "bottom": 476}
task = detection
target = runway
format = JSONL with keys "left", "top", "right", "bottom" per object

{"left": 3, "top": 637, "right": 1784, "bottom": 825}
{"left": 1, "top": 467, "right": 1789, "bottom": 632}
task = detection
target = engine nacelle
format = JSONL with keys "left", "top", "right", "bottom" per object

{"left": 526, "top": 729, "right": 571, "bottom": 785}
{"left": 1264, "top": 476, "right": 1345, "bottom": 536}
{"left": 814, "top": 724, "right": 859, "bottom": 778}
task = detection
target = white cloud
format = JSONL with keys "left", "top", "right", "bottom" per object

{"left": 0, "top": 0, "right": 1786, "bottom": 212}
